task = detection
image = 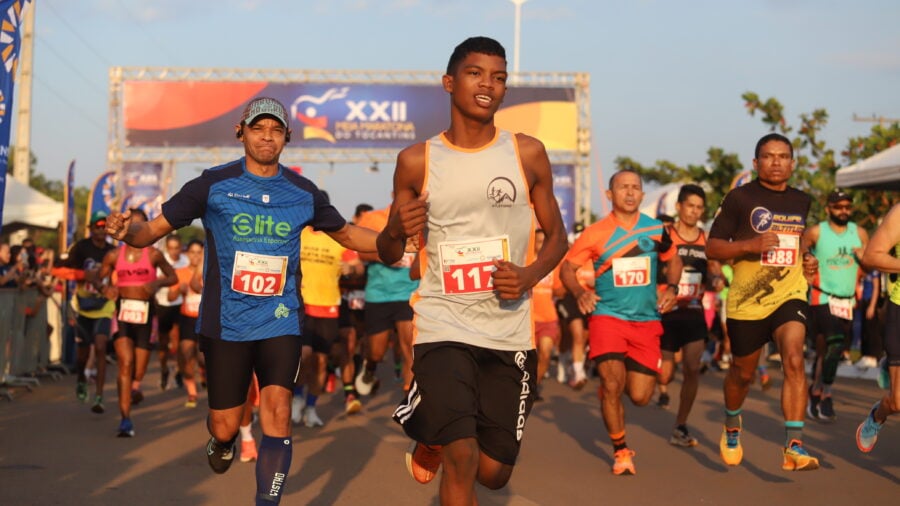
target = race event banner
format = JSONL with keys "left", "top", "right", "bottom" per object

{"left": 119, "top": 162, "right": 164, "bottom": 220}
{"left": 0, "top": 0, "right": 31, "bottom": 228}
{"left": 123, "top": 81, "right": 577, "bottom": 152}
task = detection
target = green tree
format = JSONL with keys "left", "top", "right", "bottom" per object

{"left": 613, "top": 92, "right": 900, "bottom": 229}
{"left": 614, "top": 148, "right": 743, "bottom": 219}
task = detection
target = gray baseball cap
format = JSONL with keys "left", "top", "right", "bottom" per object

{"left": 240, "top": 97, "right": 289, "bottom": 128}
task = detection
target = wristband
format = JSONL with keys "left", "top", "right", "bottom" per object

{"left": 666, "top": 283, "right": 678, "bottom": 291}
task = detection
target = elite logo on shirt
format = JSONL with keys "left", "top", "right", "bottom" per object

{"left": 487, "top": 177, "right": 516, "bottom": 208}
{"left": 232, "top": 213, "right": 291, "bottom": 241}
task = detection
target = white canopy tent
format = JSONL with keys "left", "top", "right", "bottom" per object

{"left": 2, "top": 177, "right": 63, "bottom": 230}
{"left": 835, "top": 143, "right": 900, "bottom": 191}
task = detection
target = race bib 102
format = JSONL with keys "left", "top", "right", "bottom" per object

{"left": 231, "top": 251, "right": 288, "bottom": 297}
{"left": 438, "top": 236, "right": 510, "bottom": 295}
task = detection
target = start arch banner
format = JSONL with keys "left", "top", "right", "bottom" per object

{"left": 123, "top": 81, "right": 577, "bottom": 152}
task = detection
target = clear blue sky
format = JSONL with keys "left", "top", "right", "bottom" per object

{"left": 21, "top": 0, "right": 900, "bottom": 219}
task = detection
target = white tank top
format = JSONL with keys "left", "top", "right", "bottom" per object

{"left": 412, "top": 129, "right": 535, "bottom": 350}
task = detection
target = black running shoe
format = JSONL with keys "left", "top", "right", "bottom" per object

{"left": 160, "top": 368, "right": 170, "bottom": 391}
{"left": 818, "top": 396, "right": 836, "bottom": 421}
{"left": 206, "top": 437, "right": 236, "bottom": 474}
{"left": 657, "top": 393, "right": 670, "bottom": 409}
{"left": 806, "top": 388, "right": 821, "bottom": 420}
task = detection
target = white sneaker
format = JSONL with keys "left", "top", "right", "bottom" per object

{"left": 354, "top": 361, "right": 376, "bottom": 396}
{"left": 303, "top": 406, "right": 324, "bottom": 427}
{"left": 291, "top": 397, "right": 304, "bottom": 424}
{"left": 856, "top": 356, "right": 878, "bottom": 369}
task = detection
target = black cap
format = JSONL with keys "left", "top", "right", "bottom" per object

{"left": 827, "top": 189, "right": 851, "bottom": 204}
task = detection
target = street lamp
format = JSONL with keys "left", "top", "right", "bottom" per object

{"left": 510, "top": 0, "right": 527, "bottom": 75}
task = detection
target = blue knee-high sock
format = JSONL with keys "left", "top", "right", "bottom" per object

{"left": 255, "top": 435, "right": 292, "bottom": 505}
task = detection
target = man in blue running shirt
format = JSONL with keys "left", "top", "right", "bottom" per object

{"left": 105, "top": 97, "right": 379, "bottom": 505}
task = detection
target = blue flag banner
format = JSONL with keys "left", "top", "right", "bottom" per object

{"left": 86, "top": 170, "right": 116, "bottom": 234}
{"left": 0, "top": 0, "right": 31, "bottom": 229}
{"left": 62, "top": 160, "right": 75, "bottom": 251}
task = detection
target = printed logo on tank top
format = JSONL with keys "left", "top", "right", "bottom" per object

{"left": 824, "top": 245, "right": 856, "bottom": 271}
{"left": 486, "top": 177, "right": 517, "bottom": 208}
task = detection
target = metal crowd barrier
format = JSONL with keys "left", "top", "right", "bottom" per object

{"left": 0, "top": 288, "right": 59, "bottom": 400}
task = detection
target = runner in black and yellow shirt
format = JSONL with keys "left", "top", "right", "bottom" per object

{"left": 707, "top": 133, "right": 820, "bottom": 471}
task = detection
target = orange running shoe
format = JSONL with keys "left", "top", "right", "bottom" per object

{"left": 405, "top": 441, "right": 442, "bottom": 484}
{"left": 612, "top": 448, "right": 636, "bottom": 476}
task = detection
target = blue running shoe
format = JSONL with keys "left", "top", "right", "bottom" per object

{"left": 117, "top": 418, "right": 135, "bottom": 438}
{"left": 856, "top": 402, "right": 883, "bottom": 453}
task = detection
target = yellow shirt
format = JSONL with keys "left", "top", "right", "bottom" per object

{"left": 300, "top": 227, "right": 345, "bottom": 317}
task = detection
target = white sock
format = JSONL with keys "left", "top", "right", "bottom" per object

{"left": 573, "top": 361, "right": 585, "bottom": 380}
{"left": 239, "top": 423, "right": 253, "bottom": 441}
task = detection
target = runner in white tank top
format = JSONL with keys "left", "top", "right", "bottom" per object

{"left": 377, "top": 36, "right": 568, "bottom": 505}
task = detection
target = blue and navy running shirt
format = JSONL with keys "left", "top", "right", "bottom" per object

{"left": 161, "top": 158, "right": 346, "bottom": 341}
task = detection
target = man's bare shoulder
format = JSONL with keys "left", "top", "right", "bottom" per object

{"left": 397, "top": 142, "right": 427, "bottom": 168}
{"left": 513, "top": 132, "right": 547, "bottom": 158}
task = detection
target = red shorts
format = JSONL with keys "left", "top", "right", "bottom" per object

{"left": 588, "top": 315, "right": 662, "bottom": 374}
{"left": 534, "top": 320, "right": 561, "bottom": 346}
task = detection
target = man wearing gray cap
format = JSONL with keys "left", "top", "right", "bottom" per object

{"left": 801, "top": 189, "right": 868, "bottom": 422}
{"left": 105, "top": 97, "right": 379, "bottom": 505}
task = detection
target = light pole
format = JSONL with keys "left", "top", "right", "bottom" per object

{"left": 510, "top": 0, "right": 527, "bottom": 75}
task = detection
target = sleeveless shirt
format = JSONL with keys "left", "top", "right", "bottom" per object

{"left": 411, "top": 130, "right": 535, "bottom": 351}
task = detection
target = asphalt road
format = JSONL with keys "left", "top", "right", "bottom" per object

{"left": 1, "top": 361, "right": 897, "bottom": 505}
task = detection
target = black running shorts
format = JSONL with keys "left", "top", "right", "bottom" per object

{"left": 179, "top": 315, "right": 198, "bottom": 342}
{"left": 660, "top": 310, "right": 707, "bottom": 353}
{"left": 727, "top": 299, "right": 808, "bottom": 358}
{"left": 884, "top": 300, "right": 900, "bottom": 366}
{"left": 393, "top": 342, "right": 537, "bottom": 466}
{"left": 364, "top": 300, "right": 413, "bottom": 335}
{"left": 200, "top": 335, "right": 302, "bottom": 410}
{"left": 555, "top": 293, "right": 589, "bottom": 325}
{"left": 155, "top": 304, "right": 182, "bottom": 335}
{"left": 74, "top": 315, "right": 111, "bottom": 347}
{"left": 301, "top": 315, "right": 340, "bottom": 354}
{"left": 807, "top": 303, "right": 851, "bottom": 343}
{"left": 115, "top": 320, "right": 154, "bottom": 350}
